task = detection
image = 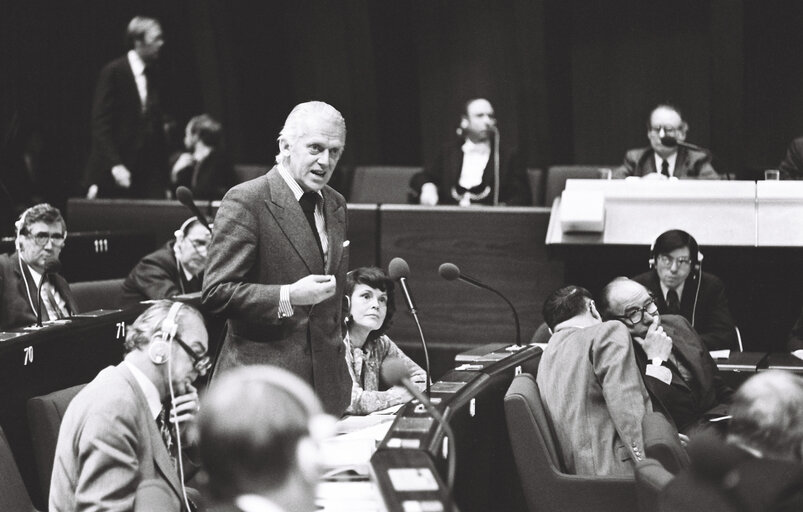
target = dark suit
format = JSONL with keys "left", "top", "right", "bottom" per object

{"left": 50, "top": 364, "right": 186, "bottom": 511}
{"left": 173, "top": 149, "right": 233, "bottom": 200}
{"left": 632, "top": 270, "right": 738, "bottom": 351}
{"left": 409, "top": 138, "right": 530, "bottom": 205}
{"left": 613, "top": 146, "right": 719, "bottom": 179}
{"left": 202, "top": 167, "right": 351, "bottom": 417}
{"left": 0, "top": 252, "right": 77, "bottom": 330}
{"left": 84, "top": 55, "right": 167, "bottom": 198}
{"left": 789, "top": 306, "right": 803, "bottom": 351}
{"left": 778, "top": 136, "right": 803, "bottom": 180}
{"left": 633, "top": 315, "right": 732, "bottom": 435}
{"left": 659, "top": 434, "right": 803, "bottom": 512}
{"left": 121, "top": 242, "right": 202, "bottom": 307}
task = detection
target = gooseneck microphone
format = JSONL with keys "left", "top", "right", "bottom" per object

{"left": 388, "top": 257, "right": 431, "bottom": 396}
{"left": 438, "top": 262, "right": 522, "bottom": 346}
{"left": 36, "top": 260, "right": 62, "bottom": 327}
{"left": 659, "top": 136, "right": 707, "bottom": 153}
{"left": 382, "top": 359, "right": 456, "bottom": 505}
{"left": 176, "top": 186, "right": 212, "bottom": 233}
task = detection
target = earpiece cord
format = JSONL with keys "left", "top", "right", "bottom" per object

{"left": 691, "top": 260, "right": 702, "bottom": 327}
{"left": 166, "top": 336, "right": 193, "bottom": 512}
{"left": 18, "top": 254, "right": 38, "bottom": 316}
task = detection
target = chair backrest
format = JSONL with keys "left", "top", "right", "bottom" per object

{"left": 349, "top": 166, "right": 421, "bottom": 204}
{"left": 71, "top": 278, "right": 125, "bottom": 311}
{"left": 504, "top": 373, "right": 637, "bottom": 512}
{"left": 530, "top": 322, "right": 551, "bottom": 344}
{"left": 544, "top": 165, "right": 608, "bottom": 207}
{"left": 27, "top": 384, "right": 86, "bottom": 505}
{"left": 0, "top": 425, "right": 40, "bottom": 512}
{"left": 233, "top": 163, "right": 267, "bottom": 184}
{"left": 642, "top": 412, "right": 689, "bottom": 475}
{"left": 527, "top": 168, "right": 545, "bottom": 206}
{"left": 634, "top": 458, "right": 674, "bottom": 512}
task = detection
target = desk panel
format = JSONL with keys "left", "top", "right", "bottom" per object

{"left": 379, "top": 206, "right": 562, "bottom": 379}
{"left": 756, "top": 181, "right": 803, "bottom": 246}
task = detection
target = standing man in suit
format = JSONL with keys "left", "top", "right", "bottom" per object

{"left": 536, "top": 285, "right": 651, "bottom": 476}
{"left": 409, "top": 98, "right": 530, "bottom": 206}
{"left": 198, "top": 365, "right": 335, "bottom": 512}
{"left": 613, "top": 104, "right": 720, "bottom": 180}
{"left": 599, "top": 278, "right": 732, "bottom": 436}
{"left": 50, "top": 301, "right": 210, "bottom": 511}
{"left": 84, "top": 16, "right": 168, "bottom": 198}
{"left": 0, "top": 203, "right": 77, "bottom": 329}
{"left": 632, "top": 229, "right": 738, "bottom": 350}
{"left": 121, "top": 217, "right": 211, "bottom": 306}
{"left": 203, "top": 101, "right": 351, "bottom": 417}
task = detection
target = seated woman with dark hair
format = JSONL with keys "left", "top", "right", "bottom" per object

{"left": 343, "top": 266, "right": 427, "bottom": 415}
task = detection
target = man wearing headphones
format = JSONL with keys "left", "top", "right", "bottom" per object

{"left": 599, "top": 278, "right": 732, "bottom": 436}
{"left": 0, "top": 203, "right": 77, "bottom": 330}
{"left": 198, "top": 365, "right": 335, "bottom": 512}
{"left": 122, "top": 217, "right": 211, "bottom": 306}
{"left": 51, "top": 301, "right": 210, "bottom": 511}
{"left": 409, "top": 98, "right": 530, "bottom": 206}
{"left": 632, "top": 229, "right": 738, "bottom": 351}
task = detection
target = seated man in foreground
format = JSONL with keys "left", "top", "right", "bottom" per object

{"left": 50, "top": 301, "right": 210, "bottom": 511}
{"left": 659, "top": 370, "right": 803, "bottom": 511}
{"left": 0, "top": 203, "right": 77, "bottom": 329}
{"left": 613, "top": 104, "right": 719, "bottom": 180}
{"left": 536, "top": 285, "right": 651, "bottom": 476}
{"left": 121, "top": 217, "right": 211, "bottom": 306}
{"left": 198, "top": 365, "right": 336, "bottom": 512}
{"left": 599, "top": 278, "right": 732, "bottom": 436}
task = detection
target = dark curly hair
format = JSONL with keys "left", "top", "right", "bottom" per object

{"left": 343, "top": 266, "right": 396, "bottom": 342}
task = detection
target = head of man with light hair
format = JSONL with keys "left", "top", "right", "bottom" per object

{"left": 727, "top": 370, "right": 803, "bottom": 462}
{"left": 126, "top": 15, "right": 163, "bottom": 64}
{"left": 275, "top": 101, "right": 346, "bottom": 193}
{"left": 198, "top": 365, "right": 335, "bottom": 512}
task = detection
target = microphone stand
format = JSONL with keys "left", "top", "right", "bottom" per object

{"left": 458, "top": 272, "right": 522, "bottom": 347}
{"left": 403, "top": 285, "right": 432, "bottom": 397}
{"left": 492, "top": 126, "right": 500, "bottom": 206}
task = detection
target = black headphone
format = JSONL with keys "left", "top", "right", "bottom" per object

{"left": 648, "top": 229, "right": 704, "bottom": 276}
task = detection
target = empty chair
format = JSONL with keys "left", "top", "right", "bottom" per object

{"left": 27, "top": 384, "right": 86, "bottom": 505}
{"left": 544, "top": 165, "right": 611, "bottom": 207}
{"left": 349, "top": 166, "right": 422, "bottom": 204}
{"left": 71, "top": 278, "right": 125, "bottom": 311}
{"left": 641, "top": 412, "right": 689, "bottom": 475}
{"left": 504, "top": 373, "right": 637, "bottom": 512}
{"left": 0, "top": 425, "right": 41, "bottom": 512}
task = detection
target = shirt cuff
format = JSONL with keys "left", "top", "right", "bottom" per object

{"left": 278, "top": 285, "right": 294, "bottom": 318}
{"left": 646, "top": 363, "right": 672, "bottom": 385}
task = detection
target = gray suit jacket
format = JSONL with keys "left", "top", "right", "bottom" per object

{"left": 202, "top": 167, "right": 351, "bottom": 416}
{"left": 50, "top": 364, "right": 184, "bottom": 512}
{"left": 613, "top": 146, "right": 720, "bottom": 179}
{"left": 536, "top": 321, "right": 652, "bottom": 476}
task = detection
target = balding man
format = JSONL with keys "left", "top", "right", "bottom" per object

{"left": 203, "top": 101, "right": 351, "bottom": 416}
{"left": 409, "top": 98, "right": 530, "bottom": 206}
{"left": 599, "top": 278, "right": 732, "bottom": 435}
{"left": 613, "top": 104, "right": 720, "bottom": 180}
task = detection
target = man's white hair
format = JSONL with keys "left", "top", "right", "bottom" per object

{"left": 275, "top": 101, "right": 346, "bottom": 164}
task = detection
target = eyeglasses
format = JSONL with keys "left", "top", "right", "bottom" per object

{"left": 185, "top": 237, "right": 210, "bottom": 253}
{"left": 649, "top": 126, "right": 683, "bottom": 136}
{"left": 24, "top": 231, "right": 65, "bottom": 247}
{"left": 173, "top": 335, "right": 211, "bottom": 376}
{"left": 656, "top": 254, "right": 692, "bottom": 268}
{"left": 614, "top": 297, "right": 659, "bottom": 325}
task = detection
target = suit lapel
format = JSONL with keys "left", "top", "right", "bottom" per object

{"left": 663, "top": 317, "right": 704, "bottom": 386}
{"left": 118, "top": 365, "right": 183, "bottom": 500}
{"left": 323, "top": 188, "right": 344, "bottom": 274}
{"left": 264, "top": 169, "right": 324, "bottom": 273}
{"left": 674, "top": 147, "right": 690, "bottom": 178}
{"left": 121, "top": 57, "right": 144, "bottom": 112}
{"left": 11, "top": 252, "right": 38, "bottom": 317}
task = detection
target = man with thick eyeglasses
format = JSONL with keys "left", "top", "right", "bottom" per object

{"left": 613, "top": 104, "right": 720, "bottom": 180}
{"left": 599, "top": 278, "right": 732, "bottom": 436}
{"left": 122, "top": 217, "right": 211, "bottom": 306}
{"left": 0, "top": 203, "right": 77, "bottom": 329}
{"left": 51, "top": 301, "right": 208, "bottom": 511}
{"left": 633, "top": 229, "right": 737, "bottom": 350}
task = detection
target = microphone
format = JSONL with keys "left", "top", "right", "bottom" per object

{"left": 438, "top": 262, "right": 522, "bottom": 346}
{"left": 491, "top": 126, "right": 500, "bottom": 206}
{"left": 36, "top": 260, "right": 62, "bottom": 327}
{"left": 382, "top": 359, "right": 456, "bottom": 503}
{"left": 659, "top": 136, "right": 708, "bottom": 153}
{"left": 388, "top": 257, "right": 431, "bottom": 396}
{"left": 176, "top": 186, "right": 212, "bottom": 233}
